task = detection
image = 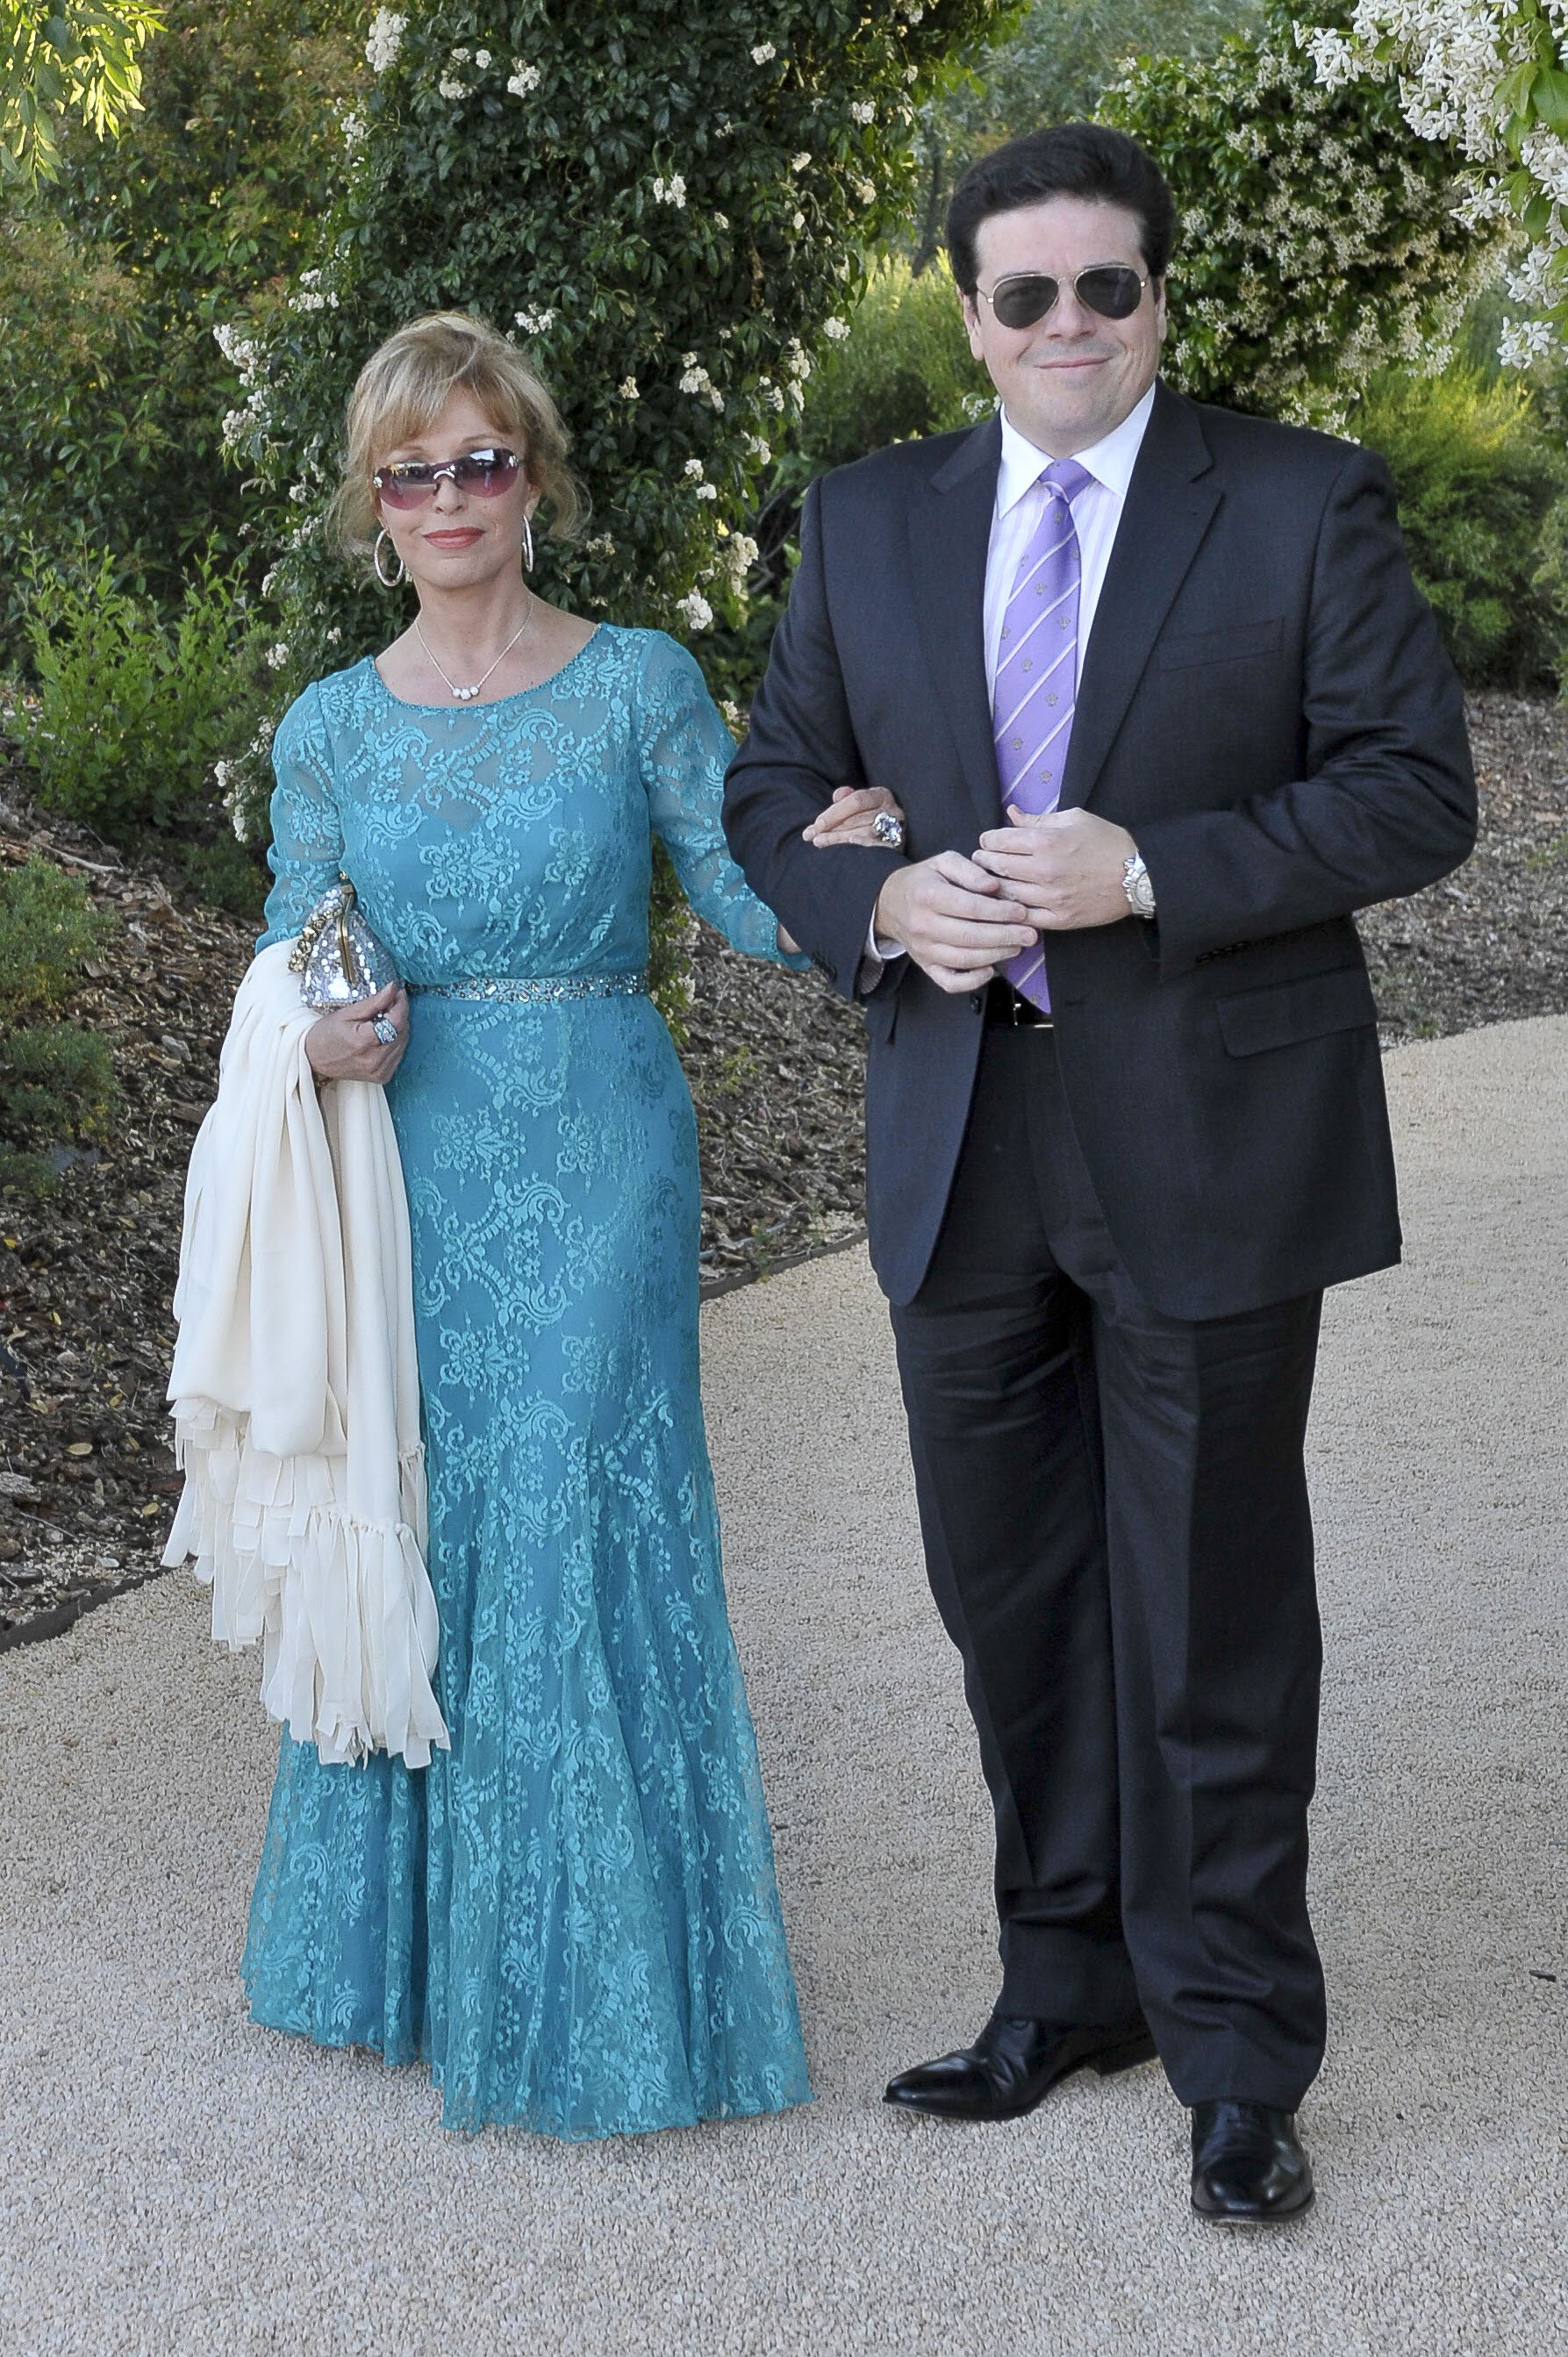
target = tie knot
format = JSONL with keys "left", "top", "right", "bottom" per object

{"left": 1041, "top": 459, "right": 1093, "bottom": 505}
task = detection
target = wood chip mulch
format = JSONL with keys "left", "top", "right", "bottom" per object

{"left": 2, "top": 687, "right": 1565, "bottom": 1639}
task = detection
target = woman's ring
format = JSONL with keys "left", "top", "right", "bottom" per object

{"left": 871, "top": 810, "right": 906, "bottom": 849}
{"left": 372, "top": 1015, "right": 399, "bottom": 1045}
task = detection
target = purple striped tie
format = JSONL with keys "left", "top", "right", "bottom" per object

{"left": 993, "top": 458, "right": 1092, "bottom": 1011}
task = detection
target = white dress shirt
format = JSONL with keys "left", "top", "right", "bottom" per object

{"left": 864, "top": 383, "right": 1157, "bottom": 976}
{"left": 983, "top": 383, "right": 1156, "bottom": 692}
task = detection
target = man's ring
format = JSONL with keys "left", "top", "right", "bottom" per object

{"left": 371, "top": 1015, "right": 399, "bottom": 1046}
{"left": 871, "top": 810, "right": 906, "bottom": 849}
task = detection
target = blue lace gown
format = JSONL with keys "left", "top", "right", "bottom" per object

{"left": 245, "top": 626, "right": 812, "bottom": 2138}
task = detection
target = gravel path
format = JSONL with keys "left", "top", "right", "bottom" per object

{"left": 0, "top": 1014, "right": 1563, "bottom": 2355}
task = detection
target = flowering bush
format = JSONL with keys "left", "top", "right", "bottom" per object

{"left": 222, "top": 0, "right": 1011, "bottom": 855}
{"left": 1102, "top": 4, "right": 1487, "bottom": 426}
{"left": 1300, "top": 1, "right": 1568, "bottom": 364}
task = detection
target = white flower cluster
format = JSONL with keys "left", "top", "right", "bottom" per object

{"left": 751, "top": 43, "right": 776, "bottom": 65}
{"left": 652, "top": 172, "right": 686, "bottom": 207}
{"left": 365, "top": 9, "right": 405, "bottom": 74}
{"left": 1300, "top": 0, "right": 1566, "bottom": 360}
{"left": 214, "top": 321, "right": 261, "bottom": 384}
{"left": 822, "top": 315, "right": 850, "bottom": 341}
{"left": 619, "top": 376, "right": 640, "bottom": 399}
{"left": 507, "top": 61, "right": 540, "bottom": 96}
{"left": 679, "top": 354, "right": 724, "bottom": 410}
{"left": 290, "top": 267, "right": 338, "bottom": 314}
{"left": 677, "top": 590, "right": 713, "bottom": 631}
{"left": 514, "top": 306, "right": 557, "bottom": 335}
{"left": 721, "top": 531, "right": 759, "bottom": 594}
{"left": 1107, "top": 28, "right": 1482, "bottom": 426}
{"left": 341, "top": 109, "right": 367, "bottom": 149}
{"left": 849, "top": 101, "right": 875, "bottom": 125}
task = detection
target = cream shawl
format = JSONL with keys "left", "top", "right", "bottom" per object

{"left": 163, "top": 938, "right": 448, "bottom": 1767}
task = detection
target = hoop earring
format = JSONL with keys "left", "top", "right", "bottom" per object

{"left": 521, "top": 512, "right": 535, "bottom": 575}
{"left": 373, "top": 527, "right": 406, "bottom": 589}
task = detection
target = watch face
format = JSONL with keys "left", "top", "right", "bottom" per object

{"left": 1124, "top": 857, "right": 1155, "bottom": 917}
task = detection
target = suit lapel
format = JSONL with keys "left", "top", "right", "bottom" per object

{"left": 1062, "top": 383, "right": 1221, "bottom": 811}
{"left": 909, "top": 416, "right": 1006, "bottom": 835}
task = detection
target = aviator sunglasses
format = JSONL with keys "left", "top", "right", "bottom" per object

{"left": 373, "top": 446, "right": 522, "bottom": 507}
{"left": 975, "top": 265, "right": 1149, "bottom": 331}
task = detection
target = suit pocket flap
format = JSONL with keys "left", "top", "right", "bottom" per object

{"left": 1158, "top": 617, "right": 1284, "bottom": 670}
{"left": 1215, "top": 965, "right": 1378, "bottom": 1057}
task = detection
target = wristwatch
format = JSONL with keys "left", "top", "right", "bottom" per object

{"left": 1121, "top": 850, "right": 1156, "bottom": 920}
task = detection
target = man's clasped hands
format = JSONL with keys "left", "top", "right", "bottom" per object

{"left": 805, "top": 797, "right": 1142, "bottom": 992}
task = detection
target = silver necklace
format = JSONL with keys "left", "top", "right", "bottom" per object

{"left": 414, "top": 598, "right": 533, "bottom": 701}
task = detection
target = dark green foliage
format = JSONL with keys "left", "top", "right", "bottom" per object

{"left": 787, "top": 260, "right": 986, "bottom": 472}
{"left": 23, "top": 548, "right": 274, "bottom": 840}
{"left": 1354, "top": 367, "right": 1568, "bottom": 687}
{"left": 0, "top": 0, "right": 362, "bottom": 659}
{"left": 175, "top": 832, "right": 271, "bottom": 922}
{"left": 0, "top": 856, "right": 118, "bottom": 1194}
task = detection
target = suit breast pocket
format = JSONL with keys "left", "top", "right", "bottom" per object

{"left": 1158, "top": 617, "right": 1285, "bottom": 671}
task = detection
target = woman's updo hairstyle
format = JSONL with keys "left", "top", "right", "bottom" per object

{"left": 333, "top": 310, "right": 585, "bottom": 567}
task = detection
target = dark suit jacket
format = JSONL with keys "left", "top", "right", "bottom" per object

{"left": 721, "top": 383, "right": 1477, "bottom": 1315}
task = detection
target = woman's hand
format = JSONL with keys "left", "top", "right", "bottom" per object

{"left": 304, "top": 982, "right": 411, "bottom": 1085}
{"left": 801, "top": 784, "right": 906, "bottom": 849}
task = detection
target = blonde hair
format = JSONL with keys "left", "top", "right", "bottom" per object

{"left": 332, "top": 310, "right": 585, "bottom": 562}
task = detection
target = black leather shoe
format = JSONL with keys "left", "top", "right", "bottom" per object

{"left": 1191, "top": 2100, "right": 1314, "bottom": 2223}
{"left": 884, "top": 2010, "right": 1156, "bottom": 2122}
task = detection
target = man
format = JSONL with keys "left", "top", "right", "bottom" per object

{"left": 722, "top": 123, "right": 1476, "bottom": 2222}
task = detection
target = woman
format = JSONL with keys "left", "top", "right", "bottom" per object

{"left": 243, "top": 311, "right": 899, "bottom": 2138}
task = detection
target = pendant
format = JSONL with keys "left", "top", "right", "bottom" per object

{"left": 454, "top": 684, "right": 478, "bottom": 700}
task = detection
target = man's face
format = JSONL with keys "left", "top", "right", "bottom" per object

{"left": 962, "top": 196, "right": 1167, "bottom": 457}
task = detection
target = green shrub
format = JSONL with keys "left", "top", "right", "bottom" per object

{"left": 0, "top": 857, "right": 118, "bottom": 1194}
{"left": 23, "top": 548, "right": 274, "bottom": 841}
{"left": 1352, "top": 366, "right": 1568, "bottom": 686}
{"left": 0, "top": 1, "right": 364, "bottom": 663}
{"left": 787, "top": 258, "right": 989, "bottom": 476}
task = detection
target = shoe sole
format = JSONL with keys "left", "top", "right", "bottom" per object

{"left": 884, "top": 2030, "right": 1157, "bottom": 2122}
{"left": 1192, "top": 2188, "right": 1315, "bottom": 2227}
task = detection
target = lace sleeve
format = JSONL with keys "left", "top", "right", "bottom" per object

{"left": 634, "top": 633, "right": 809, "bottom": 968}
{"left": 256, "top": 683, "right": 345, "bottom": 949}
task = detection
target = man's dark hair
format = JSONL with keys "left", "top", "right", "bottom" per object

{"left": 945, "top": 124, "right": 1177, "bottom": 294}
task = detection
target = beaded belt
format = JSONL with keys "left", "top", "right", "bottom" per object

{"left": 409, "top": 968, "right": 648, "bottom": 1005}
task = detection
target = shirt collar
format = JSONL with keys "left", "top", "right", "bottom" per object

{"left": 994, "top": 382, "right": 1158, "bottom": 516}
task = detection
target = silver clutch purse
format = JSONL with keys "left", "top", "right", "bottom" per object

{"left": 289, "top": 876, "right": 401, "bottom": 1042}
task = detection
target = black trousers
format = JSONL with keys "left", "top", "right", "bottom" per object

{"left": 888, "top": 1025, "right": 1327, "bottom": 2108}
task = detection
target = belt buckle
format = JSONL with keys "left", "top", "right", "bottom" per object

{"left": 1006, "top": 983, "right": 1051, "bottom": 1028}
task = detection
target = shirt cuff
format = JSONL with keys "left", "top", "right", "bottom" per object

{"left": 857, "top": 917, "right": 908, "bottom": 996}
